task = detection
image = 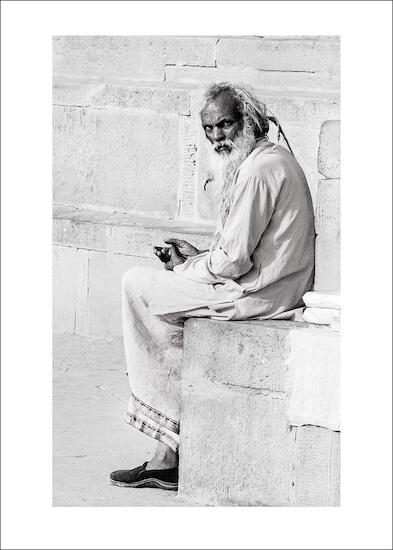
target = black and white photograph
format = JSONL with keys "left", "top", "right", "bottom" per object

{"left": 52, "top": 34, "right": 341, "bottom": 507}
{"left": 1, "top": 1, "right": 392, "bottom": 549}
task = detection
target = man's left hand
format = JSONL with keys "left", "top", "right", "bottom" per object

{"left": 164, "top": 245, "right": 186, "bottom": 271}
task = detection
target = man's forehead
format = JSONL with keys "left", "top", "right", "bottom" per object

{"left": 201, "top": 93, "right": 240, "bottom": 123}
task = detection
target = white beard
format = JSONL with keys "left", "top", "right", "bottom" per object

{"left": 206, "top": 121, "right": 257, "bottom": 227}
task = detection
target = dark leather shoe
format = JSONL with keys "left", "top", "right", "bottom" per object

{"left": 110, "top": 462, "right": 178, "bottom": 491}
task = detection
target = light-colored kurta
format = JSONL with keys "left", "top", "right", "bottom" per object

{"left": 148, "top": 139, "right": 315, "bottom": 320}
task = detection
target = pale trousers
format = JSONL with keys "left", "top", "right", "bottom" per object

{"left": 122, "top": 266, "right": 229, "bottom": 452}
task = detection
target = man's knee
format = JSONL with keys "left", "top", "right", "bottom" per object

{"left": 122, "top": 266, "right": 154, "bottom": 298}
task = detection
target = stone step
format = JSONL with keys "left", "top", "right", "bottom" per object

{"left": 53, "top": 79, "right": 192, "bottom": 115}
{"left": 53, "top": 205, "right": 214, "bottom": 255}
{"left": 179, "top": 319, "right": 340, "bottom": 506}
{"left": 53, "top": 206, "right": 215, "bottom": 337}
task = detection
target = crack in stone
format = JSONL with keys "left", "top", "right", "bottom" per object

{"left": 221, "top": 381, "right": 286, "bottom": 399}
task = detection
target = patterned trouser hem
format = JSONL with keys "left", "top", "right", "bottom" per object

{"left": 125, "top": 392, "right": 180, "bottom": 452}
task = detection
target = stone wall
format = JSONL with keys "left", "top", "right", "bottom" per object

{"left": 53, "top": 35, "right": 340, "bottom": 220}
{"left": 53, "top": 36, "right": 340, "bottom": 336}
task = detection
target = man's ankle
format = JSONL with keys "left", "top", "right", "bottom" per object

{"left": 145, "top": 457, "right": 178, "bottom": 471}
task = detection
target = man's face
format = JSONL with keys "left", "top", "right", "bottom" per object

{"left": 201, "top": 93, "right": 242, "bottom": 154}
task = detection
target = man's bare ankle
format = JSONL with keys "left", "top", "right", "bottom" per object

{"left": 145, "top": 457, "right": 177, "bottom": 471}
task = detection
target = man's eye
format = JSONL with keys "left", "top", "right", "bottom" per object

{"left": 205, "top": 126, "right": 212, "bottom": 132}
{"left": 222, "top": 121, "right": 233, "bottom": 128}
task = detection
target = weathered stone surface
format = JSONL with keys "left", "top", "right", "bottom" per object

{"left": 53, "top": 217, "right": 110, "bottom": 252}
{"left": 53, "top": 206, "right": 215, "bottom": 256}
{"left": 75, "top": 249, "right": 90, "bottom": 335}
{"left": 53, "top": 80, "right": 103, "bottom": 106}
{"left": 292, "top": 426, "right": 340, "bottom": 506}
{"left": 179, "top": 319, "right": 340, "bottom": 506}
{"left": 53, "top": 246, "right": 77, "bottom": 333}
{"left": 90, "top": 84, "right": 191, "bottom": 115}
{"left": 166, "top": 65, "right": 340, "bottom": 93}
{"left": 183, "top": 319, "right": 291, "bottom": 394}
{"left": 53, "top": 80, "right": 191, "bottom": 115}
{"left": 87, "top": 252, "right": 156, "bottom": 337}
{"left": 53, "top": 36, "right": 217, "bottom": 81}
{"left": 179, "top": 115, "right": 198, "bottom": 218}
{"left": 217, "top": 37, "right": 340, "bottom": 73}
{"left": 314, "top": 179, "right": 340, "bottom": 291}
{"left": 179, "top": 386, "right": 293, "bottom": 506}
{"left": 318, "top": 120, "right": 341, "bottom": 178}
{"left": 264, "top": 95, "right": 340, "bottom": 129}
{"left": 53, "top": 105, "right": 180, "bottom": 217}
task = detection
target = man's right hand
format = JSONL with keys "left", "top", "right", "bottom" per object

{"left": 164, "top": 238, "right": 201, "bottom": 259}
{"left": 163, "top": 245, "right": 187, "bottom": 271}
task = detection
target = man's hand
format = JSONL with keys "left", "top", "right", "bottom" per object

{"left": 164, "top": 238, "right": 201, "bottom": 259}
{"left": 164, "top": 245, "right": 187, "bottom": 271}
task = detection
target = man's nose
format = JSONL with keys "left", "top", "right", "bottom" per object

{"left": 212, "top": 127, "right": 224, "bottom": 141}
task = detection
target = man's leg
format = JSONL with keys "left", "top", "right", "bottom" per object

{"left": 111, "top": 266, "right": 184, "bottom": 488}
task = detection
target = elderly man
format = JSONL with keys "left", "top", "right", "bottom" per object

{"left": 110, "top": 82, "right": 315, "bottom": 491}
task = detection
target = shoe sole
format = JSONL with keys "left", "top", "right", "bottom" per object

{"left": 110, "top": 478, "right": 178, "bottom": 491}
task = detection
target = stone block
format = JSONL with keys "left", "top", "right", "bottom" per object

{"left": 90, "top": 84, "right": 191, "bottom": 115}
{"left": 109, "top": 224, "right": 212, "bottom": 258}
{"left": 318, "top": 120, "right": 341, "bottom": 178}
{"left": 166, "top": 65, "right": 340, "bottom": 93}
{"left": 53, "top": 36, "right": 217, "bottom": 82}
{"left": 53, "top": 217, "right": 110, "bottom": 252}
{"left": 87, "top": 252, "right": 156, "bottom": 338}
{"left": 292, "top": 426, "right": 340, "bottom": 506}
{"left": 53, "top": 206, "right": 215, "bottom": 256}
{"left": 179, "top": 115, "right": 198, "bottom": 218}
{"left": 180, "top": 386, "right": 292, "bottom": 506}
{"left": 74, "top": 249, "right": 90, "bottom": 335}
{"left": 53, "top": 246, "right": 77, "bottom": 333}
{"left": 217, "top": 37, "right": 340, "bottom": 73}
{"left": 53, "top": 105, "right": 180, "bottom": 216}
{"left": 53, "top": 80, "right": 103, "bottom": 106}
{"left": 179, "top": 319, "right": 340, "bottom": 506}
{"left": 182, "top": 319, "right": 290, "bottom": 394}
{"left": 263, "top": 95, "right": 340, "bottom": 130}
{"left": 53, "top": 80, "right": 191, "bottom": 115}
{"left": 314, "top": 179, "right": 340, "bottom": 291}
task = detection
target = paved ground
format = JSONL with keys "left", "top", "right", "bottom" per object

{"left": 53, "top": 333, "right": 196, "bottom": 507}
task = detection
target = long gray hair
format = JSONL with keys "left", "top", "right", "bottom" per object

{"left": 202, "top": 82, "right": 270, "bottom": 139}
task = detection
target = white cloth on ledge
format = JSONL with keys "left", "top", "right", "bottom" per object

{"left": 302, "top": 291, "right": 341, "bottom": 310}
{"left": 287, "top": 326, "right": 340, "bottom": 431}
{"left": 303, "top": 307, "right": 340, "bottom": 325}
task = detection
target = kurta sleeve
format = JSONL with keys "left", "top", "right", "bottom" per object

{"left": 173, "top": 171, "right": 277, "bottom": 284}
